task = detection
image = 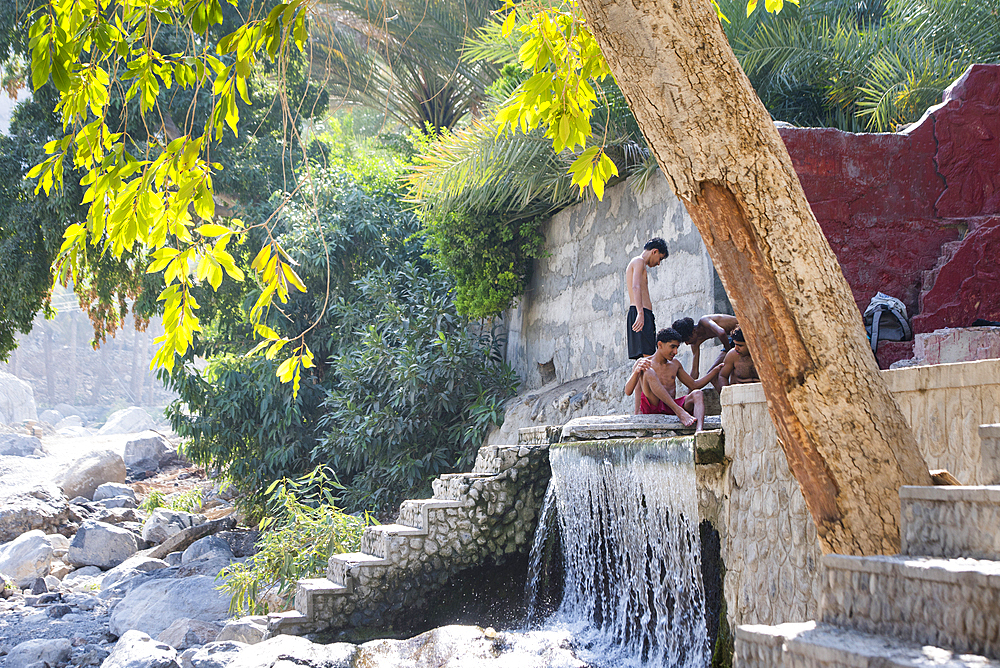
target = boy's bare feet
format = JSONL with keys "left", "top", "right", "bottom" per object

{"left": 676, "top": 410, "right": 696, "bottom": 427}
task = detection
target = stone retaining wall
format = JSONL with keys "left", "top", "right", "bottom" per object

{"left": 718, "top": 359, "right": 1000, "bottom": 631}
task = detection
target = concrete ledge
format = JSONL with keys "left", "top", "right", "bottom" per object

{"left": 822, "top": 554, "right": 1000, "bottom": 583}
{"left": 900, "top": 485, "right": 1000, "bottom": 503}
{"left": 559, "top": 413, "right": 722, "bottom": 441}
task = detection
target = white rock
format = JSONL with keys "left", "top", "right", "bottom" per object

{"left": 143, "top": 508, "right": 206, "bottom": 544}
{"left": 0, "top": 530, "right": 53, "bottom": 588}
{"left": 67, "top": 519, "right": 139, "bottom": 569}
{"left": 49, "top": 558, "right": 72, "bottom": 578}
{"left": 94, "top": 483, "right": 137, "bottom": 502}
{"left": 5, "top": 638, "right": 72, "bottom": 668}
{"left": 38, "top": 409, "right": 63, "bottom": 426}
{"left": 58, "top": 425, "right": 93, "bottom": 438}
{"left": 215, "top": 617, "right": 267, "bottom": 645}
{"left": 44, "top": 532, "right": 70, "bottom": 553}
{"left": 54, "top": 449, "right": 126, "bottom": 500}
{"left": 157, "top": 618, "right": 224, "bottom": 650}
{"left": 0, "top": 487, "right": 73, "bottom": 544}
{"left": 0, "top": 434, "right": 42, "bottom": 457}
{"left": 62, "top": 564, "right": 104, "bottom": 591}
{"left": 55, "top": 414, "right": 83, "bottom": 429}
{"left": 99, "top": 407, "right": 155, "bottom": 436}
{"left": 182, "top": 536, "right": 234, "bottom": 565}
{"left": 124, "top": 431, "right": 172, "bottom": 469}
{"left": 183, "top": 641, "right": 247, "bottom": 668}
{"left": 101, "top": 495, "right": 139, "bottom": 509}
{"left": 103, "top": 630, "right": 180, "bottom": 668}
{"left": 109, "top": 575, "right": 233, "bottom": 639}
{"left": 0, "top": 371, "right": 38, "bottom": 424}
{"left": 227, "top": 635, "right": 356, "bottom": 668}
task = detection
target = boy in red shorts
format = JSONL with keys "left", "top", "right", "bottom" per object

{"left": 624, "top": 327, "right": 722, "bottom": 432}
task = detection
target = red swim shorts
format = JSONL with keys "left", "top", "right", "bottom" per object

{"left": 639, "top": 392, "right": 687, "bottom": 415}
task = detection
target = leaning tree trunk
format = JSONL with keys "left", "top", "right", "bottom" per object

{"left": 576, "top": 0, "right": 932, "bottom": 555}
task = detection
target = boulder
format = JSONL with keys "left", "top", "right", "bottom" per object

{"left": 101, "top": 555, "right": 170, "bottom": 591}
{"left": 54, "top": 402, "right": 80, "bottom": 417}
{"left": 56, "top": 414, "right": 83, "bottom": 429}
{"left": 44, "top": 532, "right": 70, "bottom": 556}
{"left": 55, "top": 449, "right": 126, "bottom": 500}
{"left": 124, "top": 431, "right": 173, "bottom": 470}
{"left": 94, "top": 483, "right": 137, "bottom": 503}
{"left": 0, "top": 433, "right": 42, "bottom": 457}
{"left": 0, "top": 529, "right": 53, "bottom": 588}
{"left": 67, "top": 520, "right": 139, "bottom": 569}
{"left": 182, "top": 536, "right": 234, "bottom": 565}
{"left": 38, "top": 409, "right": 63, "bottom": 426}
{"left": 58, "top": 424, "right": 92, "bottom": 438}
{"left": 62, "top": 564, "right": 103, "bottom": 591}
{"left": 0, "top": 486, "right": 75, "bottom": 543}
{"left": 101, "top": 495, "right": 139, "bottom": 509}
{"left": 143, "top": 508, "right": 207, "bottom": 545}
{"left": 103, "top": 630, "right": 180, "bottom": 668}
{"left": 0, "top": 371, "right": 38, "bottom": 424}
{"left": 100, "top": 407, "right": 155, "bottom": 436}
{"left": 109, "top": 575, "right": 233, "bottom": 639}
{"left": 5, "top": 638, "right": 72, "bottom": 668}
{"left": 157, "top": 619, "right": 224, "bottom": 650}
{"left": 226, "top": 635, "right": 355, "bottom": 668}
{"left": 215, "top": 618, "right": 267, "bottom": 645}
{"left": 176, "top": 556, "right": 233, "bottom": 578}
{"left": 182, "top": 641, "right": 247, "bottom": 668}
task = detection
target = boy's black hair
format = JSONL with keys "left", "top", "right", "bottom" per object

{"left": 671, "top": 317, "right": 695, "bottom": 342}
{"left": 657, "top": 327, "right": 683, "bottom": 344}
{"left": 731, "top": 327, "right": 745, "bottom": 343}
{"left": 644, "top": 237, "right": 669, "bottom": 256}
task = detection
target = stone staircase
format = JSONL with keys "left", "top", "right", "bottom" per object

{"left": 736, "top": 483, "right": 1000, "bottom": 667}
{"left": 266, "top": 442, "right": 551, "bottom": 636}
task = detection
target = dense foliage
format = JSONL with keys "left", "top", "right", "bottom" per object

{"left": 166, "top": 125, "right": 517, "bottom": 515}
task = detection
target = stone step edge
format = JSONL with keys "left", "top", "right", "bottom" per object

{"left": 266, "top": 610, "right": 326, "bottom": 636}
{"left": 737, "top": 621, "right": 1000, "bottom": 667}
{"left": 823, "top": 554, "right": 1000, "bottom": 585}
{"left": 900, "top": 484, "right": 1000, "bottom": 504}
{"left": 404, "top": 499, "right": 465, "bottom": 528}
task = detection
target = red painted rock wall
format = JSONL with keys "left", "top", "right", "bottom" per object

{"left": 778, "top": 64, "right": 1000, "bottom": 341}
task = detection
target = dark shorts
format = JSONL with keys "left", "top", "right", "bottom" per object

{"left": 627, "top": 306, "right": 656, "bottom": 359}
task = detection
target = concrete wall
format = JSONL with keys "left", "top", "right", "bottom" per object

{"left": 505, "top": 171, "right": 727, "bottom": 392}
{"left": 717, "top": 359, "right": 1000, "bottom": 630}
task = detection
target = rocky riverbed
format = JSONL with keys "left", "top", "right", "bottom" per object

{"left": 0, "top": 406, "right": 591, "bottom": 668}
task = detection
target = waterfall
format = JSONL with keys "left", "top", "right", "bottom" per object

{"left": 527, "top": 437, "right": 710, "bottom": 668}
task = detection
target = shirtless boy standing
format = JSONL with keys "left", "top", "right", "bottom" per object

{"left": 625, "top": 238, "right": 669, "bottom": 360}
{"left": 719, "top": 327, "right": 760, "bottom": 386}
{"left": 671, "top": 313, "right": 740, "bottom": 391}
{"left": 624, "top": 327, "right": 723, "bottom": 432}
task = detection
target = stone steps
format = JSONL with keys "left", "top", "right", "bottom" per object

{"left": 737, "top": 621, "right": 1000, "bottom": 667}
{"left": 820, "top": 553, "right": 1000, "bottom": 659}
{"left": 268, "top": 442, "right": 551, "bottom": 635}
{"left": 901, "top": 485, "right": 1000, "bottom": 560}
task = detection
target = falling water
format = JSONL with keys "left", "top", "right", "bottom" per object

{"left": 526, "top": 437, "right": 710, "bottom": 668}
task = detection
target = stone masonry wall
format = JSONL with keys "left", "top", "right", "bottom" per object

{"left": 504, "top": 171, "right": 727, "bottom": 392}
{"left": 719, "top": 359, "right": 1000, "bottom": 632}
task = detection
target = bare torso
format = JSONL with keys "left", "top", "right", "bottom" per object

{"left": 625, "top": 256, "right": 652, "bottom": 310}
{"left": 732, "top": 353, "right": 759, "bottom": 383}
{"left": 649, "top": 357, "right": 679, "bottom": 400}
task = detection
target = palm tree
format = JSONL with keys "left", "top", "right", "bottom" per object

{"left": 309, "top": 0, "right": 502, "bottom": 131}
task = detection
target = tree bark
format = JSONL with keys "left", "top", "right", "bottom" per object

{"left": 576, "top": 0, "right": 932, "bottom": 555}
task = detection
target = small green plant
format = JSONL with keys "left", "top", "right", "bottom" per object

{"left": 139, "top": 491, "right": 166, "bottom": 513}
{"left": 169, "top": 489, "right": 203, "bottom": 513}
{"left": 217, "top": 467, "right": 374, "bottom": 615}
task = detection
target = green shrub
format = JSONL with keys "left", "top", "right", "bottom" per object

{"left": 217, "top": 467, "right": 373, "bottom": 615}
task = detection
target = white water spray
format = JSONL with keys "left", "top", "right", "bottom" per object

{"left": 527, "top": 438, "right": 710, "bottom": 668}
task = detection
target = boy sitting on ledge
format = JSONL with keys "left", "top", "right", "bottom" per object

{"left": 624, "top": 327, "right": 723, "bottom": 432}
{"left": 719, "top": 327, "right": 759, "bottom": 386}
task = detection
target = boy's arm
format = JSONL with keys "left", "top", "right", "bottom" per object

{"left": 677, "top": 362, "right": 722, "bottom": 390}
{"left": 630, "top": 262, "right": 646, "bottom": 331}
{"left": 624, "top": 357, "right": 651, "bottom": 396}
{"left": 718, "top": 350, "right": 737, "bottom": 388}
{"left": 689, "top": 344, "right": 701, "bottom": 379}
{"left": 699, "top": 315, "right": 729, "bottom": 347}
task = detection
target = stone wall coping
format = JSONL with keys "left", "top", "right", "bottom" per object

{"left": 899, "top": 485, "right": 1000, "bottom": 503}
{"left": 822, "top": 554, "right": 1000, "bottom": 584}
{"left": 982, "top": 424, "right": 1000, "bottom": 438}
{"left": 736, "top": 621, "right": 814, "bottom": 646}
{"left": 720, "top": 358, "right": 1000, "bottom": 408}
